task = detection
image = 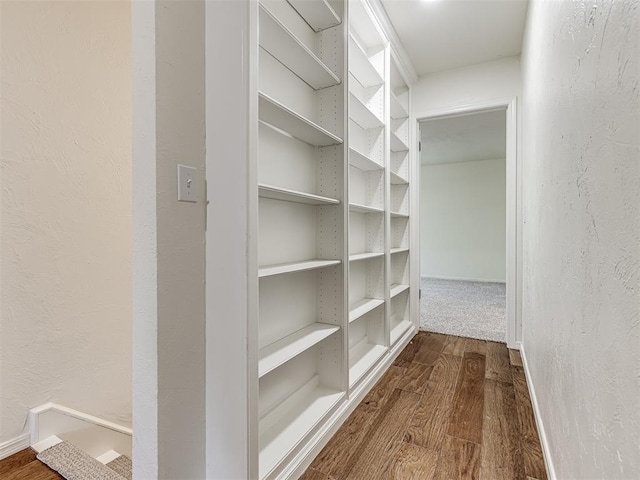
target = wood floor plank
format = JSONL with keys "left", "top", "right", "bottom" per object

{"left": 0, "top": 449, "right": 37, "bottom": 476}
{"left": 393, "top": 335, "right": 421, "bottom": 368}
{"left": 345, "top": 389, "right": 421, "bottom": 480}
{"left": 310, "top": 403, "right": 379, "bottom": 478}
{"left": 362, "top": 366, "right": 403, "bottom": 409}
{"left": 463, "top": 338, "right": 487, "bottom": 355}
{"left": 447, "top": 352, "right": 486, "bottom": 444}
{"left": 299, "top": 468, "right": 336, "bottom": 480}
{"left": 509, "top": 348, "right": 523, "bottom": 367}
{"left": 512, "top": 366, "right": 547, "bottom": 480}
{"left": 481, "top": 379, "right": 526, "bottom": 480}
{"left": 442, "top": 335, "right": 466, "bottom": 356}
{"left": 395, "top": 363, "right": 433, "bottom": 394}
{"left": 432, "top": 435, "right": 481, "bottom": 480}
{"left": 382, "top": 442, "right": 438, "bottom": 480}
{"left": 5, "top": 460, "right": 63, "bottom": 480}
{"left": 404, "top": 354, "right": 462, "bottom": 450}
{"left": 485, "top": 341, "right": 512, "bottom": 384}
{"left": 413, "top": 333, "right": 446, "bottom": 366}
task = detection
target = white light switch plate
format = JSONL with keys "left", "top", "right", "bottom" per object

{"left": 177, "top": 165, "right": 197, "bottom": 202}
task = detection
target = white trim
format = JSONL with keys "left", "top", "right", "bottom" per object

{"left": 520, "top": 345, "right": 556, "bottom": 480}
{"left": 276, "top": 325, "right": 416, "bottom": 480}
{"left": 415, "top": 97, "right": 521, "bottom": 349}
{"left": 29, "top": 403, "right": 132, "bottom": 446}
{"left": 421, "top": 275, "right": 506, "bottom": 284}
{"left": 96, "top": 450, "right": 122, "bottom": 465}
{"left": 0, "top": 433, "right": 31, "bottom": 460}
{"left": 32, "top": 436, "right": 63, "bottom": 454}
{"left": 366, "top": 0, "right": 418, "bottom": 85}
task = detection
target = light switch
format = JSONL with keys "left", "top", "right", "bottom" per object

{"left": 177, "top": 165, "right": 197, "bottom": 203}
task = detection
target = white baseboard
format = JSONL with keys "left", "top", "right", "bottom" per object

{"left": 29, "top": 403, "right": 132, "bottom": 458}
{"left": 0, "top": 433, "right": 31, "bottom": 460}
{"left": 421, "top": 275, "right": 506, "bottom": 284}
{"left": 276, "top": 325, "right": 417, "bottom": 480}
{"left": 520, "top": 345, "right": 557, "bottom": 480}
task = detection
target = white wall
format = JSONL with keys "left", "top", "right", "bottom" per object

{"left": 0, "top": 1, "right": 131, "bottom": 445}
{"left": 132, "top": 0, "right": 206, "bottom": 477}
{"left": 421, "top": 159, "right": 506, "bottom": 282}
{"left": 412, "top": 55, "right": 521, "bottom": 114}
{"left": 521, "top": 1, "right": 639, "bottom": 478}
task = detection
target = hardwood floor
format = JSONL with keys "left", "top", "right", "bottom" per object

{"left": 304, "top": 332, "right": 547, "bottom": 480}
{"left": 0, "top": 449, "right": 63, "bottom": 480}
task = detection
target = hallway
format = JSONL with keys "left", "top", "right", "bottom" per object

{"left": 303, "top": 332, "right": 546, "bottom": 480}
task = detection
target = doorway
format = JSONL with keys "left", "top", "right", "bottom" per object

{"left": 416, "top": 99, "right": 519, "bottom": 346}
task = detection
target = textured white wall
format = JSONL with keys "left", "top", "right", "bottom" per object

{"left": 412, "top": 56, "right": 521, "bottom": 114}
{"left": 421, "top": 159, "right": 506, "bottom": 282}
{"left": 521, "top": 1, "right": 640, "bottom": 478}
{"left": 0, "top": 1, "right": 132, "bottom": 444}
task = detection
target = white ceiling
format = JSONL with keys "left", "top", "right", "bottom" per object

{"left": 420, "top": 109, "right": 506, "bottom": 165}
{"left": 380, "top": 0, "right": 529, "bottom": 76}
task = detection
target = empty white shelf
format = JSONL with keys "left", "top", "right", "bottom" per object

{"left": 348, "top": 34, "right": 383, "bottom": 88}
{"left": 259, "top": 4, "right": 340, "bottom": 90}
{"left": 391, "top": 319, "right": 413, "bottom": 345}
{"left": 390, "top": 130, "right": 409, "bottom": 152}
{"left": 259, "top": 93, "right": 343, "bottom": 147}
{"left": 390, "top": 171, "right": 408, "bottom": 185}
{"left": 259, "top": 259, "right": 341, "bottom": 278}
{"left": 286, "top": 0, "right": 341, "bottom": 32}
{"left": 349, "top": 147, "right": 383, "bottom": 171}
{"left": 390, "top": 283, "right": 410, "bottom": 298}
{"left": 259, "top": 184, "right": 340, "bottom": 206}
{"left": 390, "top": 92, "right": 408, "bottom": 119}
{"left": 259, "top": 323, "right": 340, "bottom": 378}
{"left": 349, "top": 92, "right": 384, "bottom": 129}
{"left": 349, "top": 252, "right": 384, "bottom": 262}
{"left": 390, "top": 211, "right": 409, "bottom": 218}
{"left": 349, "top": 298, "right": 384, "bottom": 323}
{"left": 349, "top": 340, "right": 387, "bottom": 387}
{"left": 349, "top": 203, "right": 384, "bottom": 214}
{"left": 390, "top": 247, "right": 409, "bottom": 254}
{"left": 259, "top": 375, "right": 344, "bottom": 478}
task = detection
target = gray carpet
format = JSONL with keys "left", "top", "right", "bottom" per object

{"left": 37, "top": 441, "right": 126, "bottom": 480}
{"left": 420, "top": 277, "right": 506, "bottom": 342}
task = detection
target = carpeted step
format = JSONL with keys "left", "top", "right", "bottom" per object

{"left": 105, "top": 454, "right": 132, "bottom": 480}
{"left": 36, "top": 441, "right": 126, "bottom": 480}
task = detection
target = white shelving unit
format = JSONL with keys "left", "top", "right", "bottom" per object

{"left": 253, "top": 1, "right": 414, "bottom": 477}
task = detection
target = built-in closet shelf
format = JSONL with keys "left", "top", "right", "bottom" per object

{"left": 349, "top": 203, "right": 384, "bottom": 214}
{"left": 348, "top": 34, "right": 383, "bottom": 88}
{"left": 390, "top": 319, "right": 412, "bottom": 345}
{"left": 259, "top": 375, "right": 344, "bottom": 479}
{"left": 390, "top": 92, "right": 408, "bottom": 119}
{"left": 349, "top": 92, "right": 384, "bottom": 129}
{"left": 259, "top": 5, "right": 340, "bottom": 91}
{"left": 349, "top": 298, "right": 385, "bottom": 323}
{"left": 259, "top": 259, "right": 341, "bottom": 278}
{"left": 287, "top": 0, "right": 341, "bottom": 32}
{"left": 390, "top": 283, "right": 410, "bottom": 298}
{"left": 390, "top": 247, "right": 409, "bottom": 255}
{"left": 390, "top": 211, "right": 409, "bottom": 218}
{"left": 349, "top": 340, "right": 388, "bottom": 388}
{"left": 259, "top": 93, "right": 343, "bottom": 147}
{"left": 390, "top": 171, "right": 409, "bottom": 185}
{"left": 390, "top": 131, "right": 409, "bottom": 152}
{"left": 258, "top": 184, "right": 340, "bottom": 206}
{"left": 349, "top": 147, "right": 383, "bottom": 171}
{"left": 259, "top": 323, "right": 341, "bottom": 378}
{"left": 349, "top": 252, "right": 384, "bottom": 262}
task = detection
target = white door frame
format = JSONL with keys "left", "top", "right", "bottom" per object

{"left": 413, "top": 97, "right": 520, "bottom": 348}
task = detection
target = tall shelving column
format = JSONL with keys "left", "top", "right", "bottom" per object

{"left": 388, "top": 56, "right": 412, "bottom": 345}
{"left": 346, "top": 0, "right": 389, "bottom": 389}
{"left": 256, "top": 1, "right": 346, "bottom": 479}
